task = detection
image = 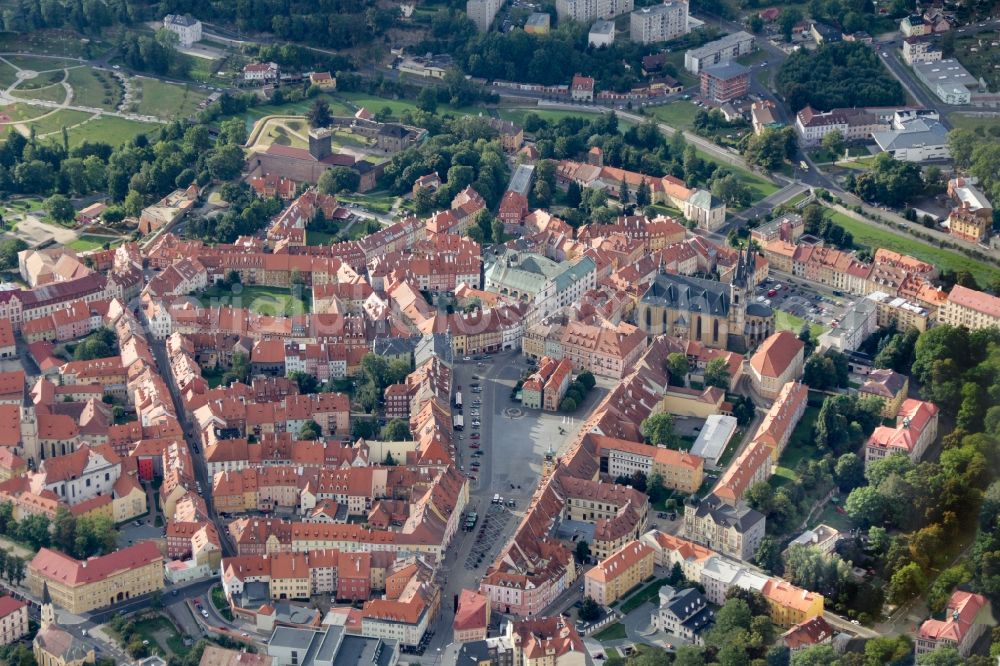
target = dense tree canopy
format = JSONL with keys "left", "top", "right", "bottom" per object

{"left": 777, "top": 42, "right": 905, "bottom": 112}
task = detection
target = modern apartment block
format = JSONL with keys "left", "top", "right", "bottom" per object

{"left": 557, "top": 0, "right": 633, "bottom": 24}
{"left": 467, "top": 0, "right": 504, "bottom": 32}
{"left": 629, "top": 0, "right": 689, "bottom": 44}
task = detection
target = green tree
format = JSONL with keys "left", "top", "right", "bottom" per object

{"left": 380, "top": 418, "right": 411, "bottom": 441}
{"left": 917, "top": 646, "right": 964, "bottom": 666}
{"left": 635, "top": 177, "right": 651, "bottom": 207}
{"left": 790, "top": 644, "right": 836, "bottom": 666}
{"left": 123, "top": 189, "right": 144, "bottom": 218}
{"left": 820, "top": 129, "right": 845, "bottom": 158}
{"left": 888, "top": 562, "right": 926, "bottom": 605}
{"left": 576, "top": 370, "right": 596, "bottom": 391}
{"left": 703, "top": 356, "right": 731, "bottom": 389}
{"left": 560, "top": 396, "right": 577, "bottom": 412}
{"left": 565, "top": 180, "right": 582, "bottom": 208}
{"left": 298, "top": 420, "right": 322, "bottom": 440}
{"left": 834, "top": 452, "right": 865, "bottom": 492}
{"left": 417, "top": 87, "right": 438, "bottom": 114}
{"left": 16, "top": 514, "right": 49, "bottom": 549}
{"left": 318, "top": 166, "right": 361, "bottom": 194}
{"left": 754, "top": 535, "right": 782, "bottom": 573}
{"left": 578, "top": 595, "right": 600, "bottom": 621}
{"left": 308, "top": 98, "right": 332, "bottom": 127}
{"left": 666, "top": 352, "right": 689, "bottom": 386}
{"left": 642, "top": 413, "right": 681, "bottom": 449}
{"left": 844, "top": 485, "right": 885, "bottom": 528}
{"left": 45, "top": 194, "right": 75, "bottom": 223}
{"left": 53, "top": 507, "right": 76, "bottom": 555}
{"left": 575, "top": 540, "right": 591, "bottom": 564}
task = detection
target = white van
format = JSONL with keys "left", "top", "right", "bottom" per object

{"left": 493, "top": 494, "right": 500, "bottom": 504}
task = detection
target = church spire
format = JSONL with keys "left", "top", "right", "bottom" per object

{"left": 40, "top": 581, "right": 55, "bottom": 629}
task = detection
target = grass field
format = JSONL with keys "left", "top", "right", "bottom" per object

{"left": 0, "top": 30, "right": 112, "bottom": 59}
{"left": 498, "top": 107, "right": 636, "bottom": 132}
{"left": 4, "top": 55, "right": 79, "bottom": 71}
{"left": 775, "top": 309, "right": 826, "bottom": 338}
{"left": 66, "top": 67, "right": 121, "bottom": 110}
{"left": 772, "top": 406, "right": 820, "bottom": 485}
{"left": 338, "top": 91, "right": 478, "bottom": 119}
{"left": 246, "top": 94, "right": 355, "bottom": 122}
{"left": 133, "top": 615, "right": 186, "bottom": 657}
{"left": 68, "top": 234, "right": 120, "bottom": 251}
{"left": 198, "top": 284, "right": 310, "bottom": 316}
{"left": 825, "top": 209, "right": 1000, "bottom": 287}
{"left": 67, "top": 116, "right": 157, "bottom": 148}
{"left": 338, "top": 192, "right": 397, "bottom": 214}
{"left": 947, "top": 113, "right": 1000, "bottom": 134}
{"left": 12, "top": 68, "right": 65, "bottom": 90}
{"left": 10, "top": 83, "right": 67, "bottom": 103}
{"left": 23, "top": 108, "right": 94, "bottom": 137}
{"left": 619, "top": 578, "right": 665, "bottom": 613}
{"left": 307, "top": 230, "right": 340, "bottom": 246}
{"left": 647, "top": 101, "right": 700, "bottom": 130}
{"left": 134, "top": 77, "right": 209, "bottom": 120}
{"left": 594, "top": 622, "right": 628, "bottom": 642}
{"left": 0, "top": 60, "right": 18, "bottom": 87}
{"left": 692, "top": 146, "right": 780, "bottom": 202}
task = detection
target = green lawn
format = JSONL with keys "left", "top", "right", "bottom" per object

{"left": 68, "top": 234, "right": 120, "bottom": 251}
{"left": 245, "top": 93, "right": 355, "bottom": 121}
{"left": 816, "top": 501, "right": 854, "bottom": 531}
{"left": 211, "top": 585, "right": 235, "bottom": 622}
{"left": 201, "top": 366, "right": 225, "bottom": 389}
{"left": 337, "top": 192, "right": 396, "bottom": 214}
{"left": 307, "top": 229, "right": 339, "bottom": 246}
{"left": 594, "top": 622, "right": 628, "bottom": 642}
{"left": 133, "top": 77, "right": 209, "bottom": 121}
{"left": 619, "top": 581, "right": 663, "bottom": 614}
{"left": 198, "top": 284, "right": 310, "bottom": 316}
{"left": 824, "top": 209, "right": 1000, "bottom": 287}
{"left": 67, "top": 116, "right": 157, "bottom": 148}
{"left": 66, "top": 67, "right": 122, "bottom": 110}
{"left": 0, "top": 30, "right": 114, "bottom": 59}
{"left": 647, "top": 101, "right": 700, "bottom": 130}
{"left": 132, "top": 615, "right": 187, "bottom": 657}
{"left": 948, "top": 113, "right": 1000, "bottom": 133}
{"left": 775, "top": 309, "right": 826, "bottom": 338}
{"left": 22, "top": 109, "right": 94, "bottom": 137}
{"left": 4, "top": 55, "right": 79, "bottom": 71}
{"left": 772, "top": 406, "right": 820, "bottom": 484}
{"left": 338, "top": 91, "right": 478, "bottom": 119}
{"left": 0, "top": 102, "right": 51, "bottom": 123}
{"left": 0, "top": 60, "right": 19, "bottom": 87}
{"left": 498, "top": 107, "right": 636, "bottom": 131}
{"left": 692, "top": 147, "right": 779, "bottom": 203}
{"left": 10, "top": 83, "right": 67, "bottom": 103}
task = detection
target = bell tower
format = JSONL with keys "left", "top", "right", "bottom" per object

{"left": 41, "top": 582, "right": 55, "bottom": 629}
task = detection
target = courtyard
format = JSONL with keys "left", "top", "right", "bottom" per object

{"left": 196, "top": 283, "right": 311, "bottom": 316}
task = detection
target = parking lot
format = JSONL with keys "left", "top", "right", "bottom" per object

{"left": 116, "top": 519, "right": 163, "bottom": 548}
{"left": 463, "top": 504, "right": 513, "bottom": 571}
{"left": 754, "top": 275, "right": 853, "bottom": 331}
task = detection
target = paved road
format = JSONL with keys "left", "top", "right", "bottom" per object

{"left": 148, "top": 336, "right": 236, "bottom": 559}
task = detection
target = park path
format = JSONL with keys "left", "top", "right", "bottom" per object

{"left": 0, "top": 53, "right": 167, "bottom": 125}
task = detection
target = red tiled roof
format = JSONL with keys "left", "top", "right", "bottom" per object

{"left": 29, "top": 542, "right": 162, "bottom": 587}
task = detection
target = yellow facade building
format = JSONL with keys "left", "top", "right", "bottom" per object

{"left": 28, "top": 542, "right": 164, "bottom": 614}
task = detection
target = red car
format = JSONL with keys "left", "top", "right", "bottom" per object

{"left": 469, "top": 444, "right": 479, "bottom": 449}
{"left": 767, "top": 289, "right": 777, "bottom": 297}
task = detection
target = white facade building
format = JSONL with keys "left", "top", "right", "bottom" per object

{"left": 684, "top": 31, "right": 755, "bottom": 74}
{"left": 589, "top": 19, "right": 617, "bottom": 47}
{"left": 629, "top": 1, "right": 689, "bottom": 44}
{"left": 467, "top": 0, "right": 504, "bottom": 32}
{"left": 163, "top": 14, "right": 202, "bottom": 47}
{"left": 557, "top": 0, "right": 634, "bottom": 24}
